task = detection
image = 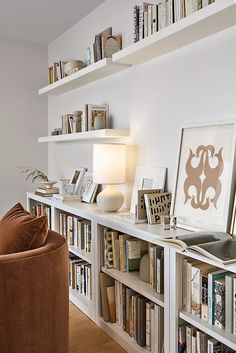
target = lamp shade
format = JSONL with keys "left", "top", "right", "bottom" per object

{"left": 93, "top": 144, "right": 126, "bottom": 185}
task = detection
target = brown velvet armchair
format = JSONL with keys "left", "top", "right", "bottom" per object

{"left": 0, "top": 230, "right": 69, "bottom": 353}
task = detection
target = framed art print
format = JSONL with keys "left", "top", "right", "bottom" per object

{"left": 172, "top": 122, "right": 236, "bottom": 232}
{"left": 70, "top": 168, "right": 86, "bottom": 194}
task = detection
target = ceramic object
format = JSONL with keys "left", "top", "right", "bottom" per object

{"left": 94, "top": 114, "right": 105, "bottom": 130}
{"left": 41, "top": 181, "right": 57, "bottom": 189}
{"left": 96, "top": 185, "right": 124, "bottom": 212}
{"left": 64, "top": 61, "right": 84, "bottom": 76}
{"left": 139, "top": 254, "right": 150, "bottom": 283}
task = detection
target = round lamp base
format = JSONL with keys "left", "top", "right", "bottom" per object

{"left": 97, "top": 185, "right": 124, "bottom": 212}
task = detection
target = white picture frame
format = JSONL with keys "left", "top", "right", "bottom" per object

{"left": 79, "top": 171, "right": 98, "bottom": 203}
{"left": 172, "top": 121, "right": 236, "bottom": 232}
{"left": 130, "top": 166, "right": 167, "bottom": 215}
{"left": 70, "top": 168, "right": 86, "bottom": 194}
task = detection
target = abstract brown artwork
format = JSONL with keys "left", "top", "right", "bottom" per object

{"left": 184, "top": 145, "right": 224, "bottom": 211}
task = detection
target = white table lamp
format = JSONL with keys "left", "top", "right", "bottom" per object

{"left": 93, "top": 144, "right": 126, "bottom": 212}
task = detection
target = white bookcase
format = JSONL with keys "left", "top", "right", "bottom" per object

{"left": 27, "top": 193, "right": 236, "bottom": 352}
{"left": 35, "top": 2, "right": 236, "bottom": 351}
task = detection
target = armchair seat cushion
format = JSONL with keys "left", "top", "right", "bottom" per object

{"left": 0, "top": 203, "right": 48, "bottom": 254}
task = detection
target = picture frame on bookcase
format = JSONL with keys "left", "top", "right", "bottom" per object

{"left": 172, "top": 121, "right": 236, "bottom": 232}
{"left": 79, "top": 171, "right": 98, "bottom": 203}
{"left": 70, "top": 168, "right": 86, "bottom": 194}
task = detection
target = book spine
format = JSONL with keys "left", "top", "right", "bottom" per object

{"left": 152, "top": 5, "right": 158, "bottom": 33}
{"left": 201, "top": 275, "right": 208, "bottom": 321}
{"left": 147, "top": 5, "right": 152, "bottom": 37}
{"left": 133, "top": 5, "right": 139, "bottom": 43}
{"left": 214, "top": 279, "right": 225, "bottom": 329}
{"left": 146, "top": 302, "right": 151, "bottom": 351}
{"left": 139, "top": 5, "right": 144, "bottom": 41}
{"left": 144, "top": 10, "right": 148, "bottom": 38}
{"left": 186, "top": 262, "right": 192, "bottom": 313}
{"left": 233, "top": 278, "right": 236, "bottom": 334}
{"left": 208, "top": 273, "right": 214, "bottom": 325}
{"left": 225, "top": 276, "right": 233, "bottom": 333}
{"left": 186, "top": 326, "right": 192, "bottom": 353}
{"left": 182, "top": 259, "right": 187, "bottom": 310}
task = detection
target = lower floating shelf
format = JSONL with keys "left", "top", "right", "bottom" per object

{"left": 102, "top": 267, "right": 164, "bottom": 307}
{"left": 179, "top": 310, "right": 236, "bottom": 351}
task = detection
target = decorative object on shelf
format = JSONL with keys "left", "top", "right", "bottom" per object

{"left": 170, "top": 215, "right": 177, "bottom": 230}
{"left": 130, "top": 166, "right": 167, "bottom": 216}
{"left": 52, "top": 194, "right": 81, "bottom": 203}
{"left": 61, "top": 111, "right": 83, "bottom": 134}
{"left": 51, "top": 128, "right": 62, "bottom": 136}
{"left": 85, "top": 104, "right": 109, "bottom": 131}
{"left": 64, "top": 60, "right": 84, "bottom": 76}
{"left": 69, "top": 168, "right": 86, "bottom": 194}
{"left": 102, "top": 35, "right": 122, "bottom": 58}
{"left": 139, "top": 253, "right": 150, "bottom": 283}
{"left": 137, "top": 188, "right": 164, "bottom": 221}
{"left": 18, "top": 166, "right": 49, "bottom": 183}
{"left": 79, "top": 171, "right": 98, "bottom": 203}
{"left": 172, "top": 122, "right": 236, "bottom": 232}
{"left": 57, "top": 179, "right": 70, "bottom": 195}
{"left": 41, "top": 181, "right": 57, "bottom": 189}
{"left": 93, "top": 27, "right": 112, "bottom": 62}
{"left": 144, "top": 192, "right": 171, "bottom": 225}
{"left": 93, "top": 144, "right": 126, "bottom": 212}
{"left": 161, "top": 215, "right": 171, "bottom": 230}
{"left": 85, "top": 47, "right": 92, "bottom": 66}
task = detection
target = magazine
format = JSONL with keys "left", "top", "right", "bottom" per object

{"left": 162, "top": 232, "right": 236, "bottom": 265}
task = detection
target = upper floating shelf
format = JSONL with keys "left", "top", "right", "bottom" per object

{"left": 38, "top": 129, "right": 130, "bottom": 143}
{"left": 113, "top": 0, "right": 236, "bottom": 65}
{"left": 38, "top": 58, "right": 129, "bottom": 96}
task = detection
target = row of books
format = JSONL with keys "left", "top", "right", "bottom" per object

{"left": 104, "top": 229, "right": 164, "bottom": 294}
{"left": 178, "top": 324, "right": 234, "bottom": 353}
{"left": 133, "top": 0, "right": 215, "bottom": 43}
{"left": 183, "top": 259, "right": 236, "bottom": 333}
{"left": 100, "top": 272, "right": 164, "bottom": 352}
{"left": 48, "top": 61, "right": 66, "bottom": 84}
{"left": 59, "top": 212, "right": 92, "bottom": 252}
{"left": 31, "top": 204, "right": 51, "bottom": 229}
{"left": 69, "top": 253, "right": 92, "bottom": 299}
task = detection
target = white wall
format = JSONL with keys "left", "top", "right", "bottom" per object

{"left": 47, "top": 0, "right": 236, "bottom": 208}
{"left": 0, "top": 37, "right": 48, "bottom": 216}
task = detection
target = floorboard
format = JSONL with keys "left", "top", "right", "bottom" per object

{"left": 69, "top": 303, "right": 126, "bottom": 353}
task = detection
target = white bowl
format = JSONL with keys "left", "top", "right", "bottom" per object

{"left": 64, "top": 60, "right": 84, "bottom": 76}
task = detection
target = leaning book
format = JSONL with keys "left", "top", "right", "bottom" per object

{"left": 162, "top": 231, "right": 236, "bottom": 265}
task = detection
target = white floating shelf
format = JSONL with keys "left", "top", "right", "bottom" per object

{"left": 38, "top": 129, "right": 130, "bottom": 143}
{"left": 113, "top": 0, "right": 236, "bottom": 65}
{"left": 102, "top": 267, "right": 164, "bottom": 308}
{"left": 39, "top": 58, "right": 129, "bottom": 96}
{"left": 179, "top": 310, "right": 236, "bottom": 351}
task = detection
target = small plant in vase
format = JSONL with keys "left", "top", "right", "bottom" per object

{"left": 18, "top": 166, "right": 56, "bottom": 189}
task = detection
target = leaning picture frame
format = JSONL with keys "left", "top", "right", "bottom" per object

{"left": 171, "top": 121, "right": 236, "bottom": 232}
{"left": 79, "top": 171, "right": 98, "bottom": 203}
{"left": 70, "top": 168, "right": 86, "bottom": 194}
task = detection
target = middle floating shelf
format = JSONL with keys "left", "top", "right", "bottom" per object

{"left": 38, "top": 58, "right": 129, "bottom": 96}
{"left": 38, "top": 129, "right": 130, "bottom": 143}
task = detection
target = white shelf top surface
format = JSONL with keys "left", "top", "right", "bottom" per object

{"left": 179, "top": 310, "right": 236, "bottom": 351}
{"left": 102, "top": 267, "right": 164, "bottom": 307}
{"left": 38, "top": 129, "right": 130, "bottom": 143}
{"left": 27, "top": 192, "right": 191, "bottom": 244}
{"left": 39, "top": 58, "right": 129, "bottom": 96}
{"left": 113, "top": 0, "right": 236, "bottom": 65}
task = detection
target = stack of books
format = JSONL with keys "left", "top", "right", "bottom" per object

{"left": 103, "top": 229, "right": 164, "bottom": 294}
{"left": 100, "top": 273, "right": 164, "bottom": 351}
{"left": 69, "top": 253, "right": 92, "bottom": 299}
{"left": 31, "top": 204, "right": 51, "bottom": 229}
{"left": 178, "top": 324, "right": 234, "bottom": 352}
{"left": 59, "top": 212, "right": 91, "bottom": 252}
{"left": 133, "top": 0, "right": 215, "bottom": 43}
{"left": 35, "top": 186, "right": 59, "bottom": 197}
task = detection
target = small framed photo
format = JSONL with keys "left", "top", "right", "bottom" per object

{"left": 70, "top": 168, "right": 86, "bottom": 194}
{"left": 85, "top": 104, "right": 109, "bottom": 131}
{"left": 172, "top": 121, "right": 236, "bottom": 232}
{"left": 79, "top": 171, "right": 98, "bottom": 203}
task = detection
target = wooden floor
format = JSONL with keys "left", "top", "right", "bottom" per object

{"left": 69, "top": 303, "right": 126, "bottom": 353}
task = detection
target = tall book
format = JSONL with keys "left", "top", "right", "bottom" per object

{"left": 100, "top": 272, "right": 115, "bottom": 322}
{"left": 214, "top": 277, "right": 225, "bottom": 329}
{"left": 106, "top": 285, "right": 116, "bottom": 323}
{"left": 119, "top": 234, "right": 131, "bottom": 272}
{"left": 225, "top": 274, "right": 236, "bottom": 333}
{"left": 126, "top": 238, "right": 141, "bottom": 272}
{"left": 208, "top": 269, "right": 228, "bottom": 325}
{"left": 133, "top": 5, "right": 140, "bottom": 43}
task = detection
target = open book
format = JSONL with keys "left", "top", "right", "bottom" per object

{"left": 162, "top": 232, "right": 236, "bottom": 265}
